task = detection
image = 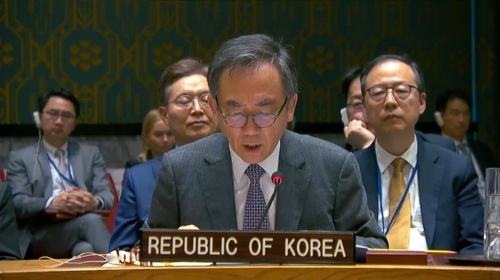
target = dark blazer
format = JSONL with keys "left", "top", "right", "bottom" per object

{"left": 418, "top": 132, "right": 457, "bottom": 152}
{"left": 469, "top": 140, "right": 499, "bottom": 171}
{"left": 109, "top": 156, "right": 162, "bottom": 251}
{"left": 0, "top": 183, "right": 22, "bottom": 260}
{"left": 7, "top": 141, "right": 114, "bottom": 256}
{"left": 354, "top": 138, "right": 484, "bottom": 254}
{"left": 146, "top": 131, "right": 388, "bottom": 248}
{"left": 342, "top": 131, "right": 456, "bottom": 153}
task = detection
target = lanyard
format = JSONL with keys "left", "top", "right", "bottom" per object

{"left": 46, "top": 146, "right": 78, "bottom": 187}
{"left": 376, "top": 161, "right": 418, "bottom": 235}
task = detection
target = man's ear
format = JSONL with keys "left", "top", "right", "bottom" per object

{"left": 419, "top": 92, "right": 427, "bottom": 115}
{"left": 208, "top": 95, "right": 218, "bottom": 115}
{"left": 159, "top": 106, "right": 169, "bottom": 127}
{"left": 286, "top": 94, "right": 298, "bottom": 122}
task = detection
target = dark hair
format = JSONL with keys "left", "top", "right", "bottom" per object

{"left": 359, "top": 54, "right": 425, "bottom": 95}
{"left": 208, "top": 34, "right": 298, "bottom": 100}
{"left": 435, "top": 88, "right": 472, "bottom": 113}
{"left": 341, "top": 66, "right": 362, "bottom": 100}
{"left": 38, "top": 88, "right": 80, "bottom": 118}
{"left": 158, "top": 58, "right": 208, "bottom": 105}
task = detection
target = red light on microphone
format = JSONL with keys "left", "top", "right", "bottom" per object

{"left": 271, "top": 172, "right": 284, "bottom": 185}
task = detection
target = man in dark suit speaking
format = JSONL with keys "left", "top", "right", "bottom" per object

{"left": 146, "top": 34, "right": 387, "bottom": 248}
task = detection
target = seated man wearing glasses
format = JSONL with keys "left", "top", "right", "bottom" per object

{"left": 340, "top": 66, "right": 456, "bottom": 153}
{"left": 109, "top": 58, "right": 218, "bottom": 251}
{"left": 7, "top": 89, "right": 113, "bottom": 259}
{"left": 144, "top": 34, "right": 387, "bottom": 249}
{"left": 353, "top": 54, "right": 483, "bottom": 254}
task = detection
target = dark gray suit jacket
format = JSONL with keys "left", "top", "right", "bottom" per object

{"left": 146, "top": 131, "right": 388, "bottom": 248}
{"left": 0, "top": 183, "right": 21, "bottom": 260}
{"left": 7, "top": 141, "right": 113, "bottom": 256}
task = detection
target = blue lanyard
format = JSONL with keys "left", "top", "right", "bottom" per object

{"left": 376, "top": 161, "right": 418, "bottom": 235}
{"left": 46, "top": 146, "right": 78, "bottom": 187}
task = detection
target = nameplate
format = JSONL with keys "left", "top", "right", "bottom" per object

{"left": 140, "top": 229, "right": 355, "bottom": 264}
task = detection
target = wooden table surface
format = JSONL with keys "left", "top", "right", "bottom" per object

{"left": 0, "top": 260, "right": 499, "bottom": 280}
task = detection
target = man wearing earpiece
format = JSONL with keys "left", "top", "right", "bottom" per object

{"left": 340, "top": 67, "right": 376, "bottom": 151}
{"left": 435, "top": 89, "right": 499, "bottom": 201}
{"left": 7, "top": 89, "right": 113, "bottom": 259}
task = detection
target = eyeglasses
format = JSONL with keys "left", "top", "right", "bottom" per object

{"left": 169, "top": 93, "right": 210, "bottom": 109}
{"left": 217, "top": 98, "right": 288, "bottom": 128}
{"left": 43, "top": 110, "right": 76, "bottom": 122}
{"left": 365, "top": 83, "right": 419, "bottom": 102}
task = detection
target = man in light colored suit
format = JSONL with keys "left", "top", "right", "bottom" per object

{"left": 146, "top": 34, "right": 387, "bottom": 248}
{"left": 7, "top": 89, "right": 113, "bottom": 258}
{"left": 353, "top": 54, "right": 483, "bottom": 254}
{"left": 109, "top": 58, "right": 218, "bottom": 251}
{"left": 0, "top": 183, "right": 22, "bottom": 260}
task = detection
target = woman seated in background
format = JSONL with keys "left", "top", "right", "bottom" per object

{"left": 124, "top": 109, "right": 175, "bottom": 168}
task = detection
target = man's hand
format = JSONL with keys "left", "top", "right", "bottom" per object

{"left": 178, "top": 224, "right": 199, "bottom": 230}
{"left": 50, "top": 192, "right": 84, "bottom": 215}
{"left": 344, "top": 120, "right": 376, "bottom": 150}
{"left": 68, "top": 188, "right": 100, "bottom": 212}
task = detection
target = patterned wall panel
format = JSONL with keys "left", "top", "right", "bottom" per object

{"left": 476, "top": 0, "right": 500, "bottom": 157}
{"left": 0, "top": 0, "right": 495, "bottom": 144}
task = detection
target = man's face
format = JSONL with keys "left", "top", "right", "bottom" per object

{"left": 346, "top": 76, "right": 367, "bottom": 123}
{"left": 40, "top": 96, "right": 77, "bottom": 142}
{"left": 159, "top": 74, "right": 217, "bottom": 146}
{"left": 363, "top": 60, "right": 426, "bottom": 135}
{"left": 209, "top": 64, "right": 297, "bottom": 164}
{"left": 442, "top": 98, "right": 470, "bottom": 141}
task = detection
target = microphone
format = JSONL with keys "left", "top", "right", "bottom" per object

{"left": 255, "top": 172, "right": 284, "bottom": 231}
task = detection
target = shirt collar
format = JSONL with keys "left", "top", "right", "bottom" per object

{"left": 229, "top": 141, "right": 281, "bottom": 185}
{"left": 375, "top": 134, "right": 418, "bottom": 173}
{"left": 42, "top": 140, "right": 68, "bottom": 156}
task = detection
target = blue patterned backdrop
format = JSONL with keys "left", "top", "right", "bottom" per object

{"left": 0, "top": 0, "right": 498, "bottom": 151}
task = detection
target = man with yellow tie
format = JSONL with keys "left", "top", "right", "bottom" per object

{"left": 353, "top": 54, "right": 483, "bottom": 254}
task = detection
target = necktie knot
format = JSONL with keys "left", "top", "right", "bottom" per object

{"left": 457, "top": 143, "right": 469, "bottom": 156}
{"left": 55, "top": 149, "right": 64, "bottom": 158}
{"left": 245, "top": 164, "right": 265, "bottom": 184}
{"left": 392, "top": 158, "right": 407, "bottom": 173}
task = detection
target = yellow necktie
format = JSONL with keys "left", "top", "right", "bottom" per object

{"left": 386, "top": 158, "right": 411, "bottom": 249}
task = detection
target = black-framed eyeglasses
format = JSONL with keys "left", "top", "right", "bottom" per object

{"left": 169, "top": 92, "right": 210, "bottom": 109}
{"left": 43, "top": 110, "right": 76, "bottom": 122}
{"left": 217, "top": 98, "right": 288, "bottom": 128}
{"left": 365, "top": 83, "right": 419, "bottom": 102}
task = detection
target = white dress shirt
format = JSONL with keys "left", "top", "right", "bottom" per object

{"left": 230, "top": 141, "right": 280, "bottom": 230}
{"left": 375, "top": 136, "right": 428, "bottom": 250}
{"left": 43, "top": 140, "right": 72, "bottom": 208}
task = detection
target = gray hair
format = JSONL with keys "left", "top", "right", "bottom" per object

{"left": 207, "top": 34, "right": 298, "bottom": 100}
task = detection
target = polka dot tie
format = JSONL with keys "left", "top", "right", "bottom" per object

{"left": 243, "top": 164, "right": 269, "bottom": 231}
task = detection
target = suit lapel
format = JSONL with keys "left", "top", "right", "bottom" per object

{"left": 197, "top": 135, "right": 237, "bottom": 229}
{"left": 69, "top": 141, "right": 86, "bottom": 190}
{"left": 37, "top": 146, "right": 52, "bottom": 198}
{"left": 417, "top": 140, "right": 443, "bottom": 248}
{"left": 275, "top": 131, "right": 311, "bottom": 231}
{"left": 356, "top": 144, "right": 379, "bottom": 217}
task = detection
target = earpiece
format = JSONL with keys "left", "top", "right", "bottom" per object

{"left": 33, "top": 111, "right": 41, "bottom": 129}
{"left": 434, "top": 111, "right": 444, "bottom": 127}
{"left": 340, "top": 107, "right": 349, "bottom": 127}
